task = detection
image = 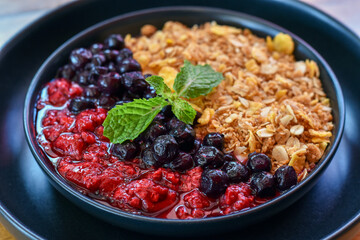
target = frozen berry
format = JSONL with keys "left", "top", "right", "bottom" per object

{"left": 70, "top": 48, "right": 92, "bottom": 68}
{"left": 104, "top": 34, "right": 124, "bottom": 50}
{"left": 167, "top": 117, "right": 184, "bottom": 130}
{"left": 118, "top": 58, "right": 141, "bottom": 73}
{"left": 142, "top": 148, "right": 157, "bottom": 167}
{"left": 152, "top": 135, "right": 179, "bottom": 164}
{"left": 247, "top": 152, "right": 271, "bottom": 173}
{"left": 222, "top": 161, "right": 250, "bottom": 183}
{"left": 116, "top": 48, "right": 133, "bottom": 63}
{"left": 170, "top": 152, "right": 194, "bottom": 172}
{"left": 90, "top": 43, "right": 104, "bottom": 54}
{"left": 274, "top": 166, "right": 298, "bottom": 191}
{"left": 91, "top": 53, "right": 106, "bottom": 66}
{"left": 223, "top": 154, "right": 235, "bottom": 162}
{"left": 98, "top": 95, "right": 117, "bottom": 109}
{"left": 160, "top": 105, "right": 174, "bottom": 119}
{"left": 112, "top": 142, "right": 139, "bottom": 161}
{"left": 194, "top": 146, "right": 224, "bottom": 169}
{"left": 200, "top": 169, "right": 229, "bottom": 198}
{"left": 68, "top": 98, "right": 95, "bottom": 114}
{"left": 250, "top": 172, "right": 276, "bottom": 197}
{"left": 82, "top": 85, "right": 100, "bottom": 98}
{"left": 203, "top": 132, "right": 224, "bottom": 150}
{"left": 97, "top": 72, "right": 121, "bottom": 95}
{"left": 169, "top": 124, "right": 195, "bottom": 151}
{"left": 147, "top": 122, "right": 167, "bottom": 142}
{"left": 57, "top": 64, "right": 75, "bottom": 80}
{"left": 104, "top": 49, "right": 120, "bottom": 61}
{"left": 187, "top": 139, "right": 201, "bottom": 155}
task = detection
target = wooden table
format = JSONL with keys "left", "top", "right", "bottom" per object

{"left": 0, "top": 0, "right": 359, "bottom": 239}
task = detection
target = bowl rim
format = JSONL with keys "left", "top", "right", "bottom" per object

{"left": 23, "top": 5, "right": 345, "bottom": 224}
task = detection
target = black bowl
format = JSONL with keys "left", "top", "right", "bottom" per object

{"left": 23, "top": 6, "right": 345, "bottom": 236}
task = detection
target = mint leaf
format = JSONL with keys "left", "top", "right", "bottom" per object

{"left": 103, "top": 97, "right": 169, "bottom": 144}
{"left": 171, "top": 98, "right": 197, "bottom": 125}
{"left": 145, "top": 75, "right": 173, "bottom": 99}
{"left": 173, "top": 60, "right": 223, "bottom": 99}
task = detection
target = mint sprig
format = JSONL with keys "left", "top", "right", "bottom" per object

{"left": 103, "top": 60, "right": 223, "bottom": 144}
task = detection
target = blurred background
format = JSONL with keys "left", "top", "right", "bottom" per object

{"left": 0, "top": 0, "right": 359, "bottom": 239}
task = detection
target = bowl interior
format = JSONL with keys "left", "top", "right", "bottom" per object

{"left": 24, "top": 6, "right": 344, "bottom": 235}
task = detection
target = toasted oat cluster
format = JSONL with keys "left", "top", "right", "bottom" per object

{"left": 125, "top": 21, "right": 333, "bottom": 180}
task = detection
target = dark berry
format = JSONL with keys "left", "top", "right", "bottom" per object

{"left": 160, "top": 105, "right": 174, "bottom": 119}
{"left": 250, "top": 172, "right": 276, "bottom": 198}
{"left": 193, "top": 111, "right": 202, "bottom": 125}
{"left": 108, "top": 62, "right": 117, "bottom": 72}
{"left": 170, "top": 152, "right": 194, "bottom": 172}
{"left": 187, "top": 139, "right": 201, "bottom": 155}
{"left": 194, "top": 146, "right": 224, "bottom": 169}
{"left": 222, "top": 161, "right": 250, "bottom": 183}
{"left": 147, "top": 122, "right": 167, "bottom": 142}
{"left": 152, "top": 135, "right": 179, "bottom": 164}
{"left": 91, "top": 53, "right": 106, "bottom": 66}
{"left": 169, "top": 124, "right": 195, "bottom": 151}
{"left": 57, "top": 64, "right": 75, "bottom": 80}
{"left": 82, "top": 85, "right": 100, "bottom": 98}
{"left": 97, "top": 72, "right": 121, "bottom": 95}
{"left": 90, "top": 43, "right": 104, "bottom": 54}
{"left": 247, "top": 152, "right": 271, "bottom": 173}
{"left": 121, "top": 71, "right": 148, "bottom": 93}
{"left": 200, "top": 169, "right": 229, "bottom": 198}
{"left": 68, "top": 98, "right": 96, "bottom": 114}
{"left": 112, "top": 141, "right": 139, "bottom": 161}
{"left": 98, "top": 95, "right": 117, "bottom": 109}
{"left": 104, "top": 34, "right": 125, "bottom": 50}
{"left": 75, "top": 71, "right": 91, "bottom": 85}
{"left": 104, "top": 49, "right": 120, "bottom": 61}
{"left": 143, "top": 73, "right": 152, "bottom": 78}
{"left": 142, "top": 148, "right": 157, "bottom": 167}
{"left": 203, "top": 132, "right": 224, "bottom": 150}
{"left": 118, "top": 58, "right": 141, "bottom": 73}
{"left": 223, "top": 154, "right": 235, "bottom": 162}
{"left": 274, "top": 166, "right": 298, "bottom": 191}
{"left": 143, "top": 86, "right": 157, "bottom": 99}
{"left": 116, "top": 48, "right": 133, "bottom": 63}
{"left": 115, "top": 100, "right": 131, "bottom": 106}
{"left": 167, "top": 117, "right": 185, "bottom": 130}
{"left": 70, "top": 48, "right": 92, "bottom": 68}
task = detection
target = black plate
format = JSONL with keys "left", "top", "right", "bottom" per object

{"left": 1, "top": 0, "right": 359, "bottom": 239}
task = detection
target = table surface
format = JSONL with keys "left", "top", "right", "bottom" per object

{"left": 0, "top": 0, "right": 359, "bottom": 239}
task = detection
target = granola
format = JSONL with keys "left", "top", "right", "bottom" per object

{"left": 125, "top": 21, "right": 333, "bottom": 175}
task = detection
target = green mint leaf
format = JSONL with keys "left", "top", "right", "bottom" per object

{"left": 103, "top": 97, "right": 169, "bottom": 144}
{"left": 171, "top": 98, "right": 197, "bottom": 125}
{"left": 145, "top": 75, "right": 173, "bottom": 99}
{"left": 173, "top": 60, "right": 223, "bottom": 99}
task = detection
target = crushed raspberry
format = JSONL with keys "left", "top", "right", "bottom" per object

{"left": 75, "top": 108, "right": 107, "bottom": 132}
{"left": 113, "top": 179, "right": 178, "bottom": 213}
{"left": 220, "top": 183, "right": 255, "bottom": 215}
{"left": 179, "top": 167, "right": 202, "bottom": 192}
{"left": 47, "top": 79, "right": 82, "bottom": 106}
{"left": 52, "top": 133, "right": 85, "bottom": 160}
{"left": 183, "top": 190, "right": 210, "bottom": 209}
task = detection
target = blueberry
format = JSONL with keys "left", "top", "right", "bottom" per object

{"left": 75, "top": 71, "right": 91, "bottom": 85}
{"left": 274, "top": 166, "right": 297, "bottom": 191}
{"left": 104, "top": 34, "right": 124, "bottom": 50}
{"left": 70, "top": 48, "right": 92, "bottom": 68}
{"left": 118, "top": 58, "right": 141, "bottom": 73}
{"left": 223, "top": 154, "right": 235, "bottom": 162}
{"left": 194, "top": 146, "right": 224, "bottom": 169}
{"left": 91, "top": 53, "right": 106, "bottom": 66}
{"left": 187, "top": 139, "right": 201, "bottom": 155}
{"left": 167, "top": 117, "right": 185, "bottom": 130}
{"left": 152, "top": 135, "right": 179, "bottom": 164}
{"left": 97, "top": 72, "right": 121, "bottom": 95}
{"left": 143, "top": 86, "right": 157, "bottom": 99}
{"left": 170, "top": 152, "right": 194, "bottom": 172}
{"left": 147, "top": 122, "right": 167, "bottom": 142}
{"left": 57, "top": 64, "right": 75, "bottom": 80}
{"left": 142, "top": 148, "right": 157, "bottom": 167}
{"left": 104, "top": 49, "right": 120, "bottom": 62}
{"left": 200, "top": 169, "right": 229, "bottom": 198}
{"left": 169, "top": 124, "right": 195, "bottom": 151}
{"left": 82, "top": 85, "right": 100, "bottom": 98}
{"left": 107, "top": 62, "right": 117, "bottom": 72}
{"left": 90, "top": 43, "right": 104, "bottom": 54}
{"left": 68, "top": 98, "right": 96, "bottom": 114}
{"left": 247, "top": 152, "right": 271, "bottom": 173}
{"left": 116, "top": 48, "right": 133, "bottom": 63}
{"left": 250, "top": 172, "right": 276, "bottom": 198}
{"left": 98, "top": 95, "right": 117, "bottom": 109}
{"left": 222, "top": 161, "right": 250, "bottom": 183}
{"left": 115, "top": 100, "right": 131, "bottom": 106}
{"left": 203, "top": 133, "right": 224, "bottom": 150}
{"left": 160, "top": 105, "right": 174, "bottom": 119}
{"left": 112, "top": 141, "right": 139, "bottom": 161}
{"left": 121, "top": 71, "right": 147, "bottom": 93}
